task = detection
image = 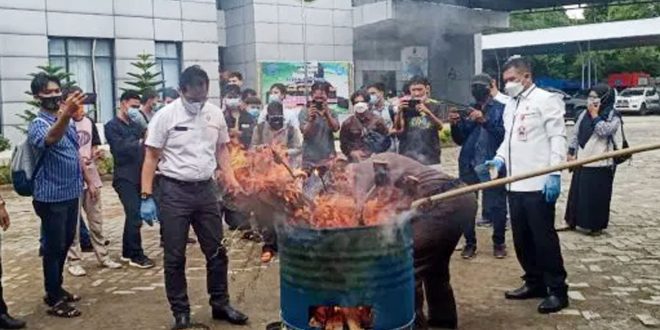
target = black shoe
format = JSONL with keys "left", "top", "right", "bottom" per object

{"left": 186, "top": 237, "right": 196, "bottom": 244}
{"left": 0, "top": 314, "right": 26, "bottom": 329}
{"left": 493, "top": 244, "right": 507, "bottom": 259}
{"left": 212, "top": 305, "right": 248, "bottom": 325}
{"left": 128, "top": 255, "right": 155, "bottom": 269}
{"left": 172, "top": 314, "right": 192, "bottom": 330}
{"left": 538, "top": 294, "right": 569, "bottom": 314}
{"left": 505, "top": 284, "right": 547, "bottom": 300}
{"left": 460, "top": 245, "right": 477, "bottom": 259}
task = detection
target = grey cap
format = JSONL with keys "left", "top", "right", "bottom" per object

{"left": 471, "top": 73, "right": 492, "bottom": 86}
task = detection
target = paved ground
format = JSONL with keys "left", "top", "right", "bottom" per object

{"left": 0, "top": 116, "right": 659, "bottom": 330}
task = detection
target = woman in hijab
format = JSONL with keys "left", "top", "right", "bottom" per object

{"left": 564, "top": 83, "right": 621, "bottom": 235}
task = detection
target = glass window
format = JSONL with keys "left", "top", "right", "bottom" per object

{"left": 155, "top": 41, "right": 182, "bottom": 91}
{"left": 48, "top": 38, "right": 115, "bottom": 123}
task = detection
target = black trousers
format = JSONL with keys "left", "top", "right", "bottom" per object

{"left": 0, "top": 256, "right": 7, "bottom": 314}
{"left": 156, "top": 177, "right": 229, "bottom": 316}
{"left": 413, "top": 193, "right": 476, "bottom": 328}
{"left": 113, "top": 179, "right": 145, "bottom": 260}
{"left": 508, "top": 191, "right": 568, "bottom": 296}
{"left": 33, "top": 198, "right": 79, "bottom": 305}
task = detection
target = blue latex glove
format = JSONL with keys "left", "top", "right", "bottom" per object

{"left": 140, "top": 197, "right": 158, "bottom": 226}
{"left": 542, "top": 174, "right": 561, "bottom": 204}
{"left": 484, "top": 157, "right": 505, "bottom": 173}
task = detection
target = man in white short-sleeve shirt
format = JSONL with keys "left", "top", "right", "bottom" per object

{"left": 139, "top": 66, "right": 248, "bottom": 329}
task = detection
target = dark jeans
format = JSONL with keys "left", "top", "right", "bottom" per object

{"left": 156, "top": 177, "right": 229, "bottom": 316}
{"left": 508, "top": 191, "right": 568, "bottom": 296}
{"left": 463, "top": 187, "right": 508, "bottom": 247}
{"left": 33, "top": 198, "right": 79, "bottom": 305}
{"left": 79, "top": 217, "right": 92, "bottom": 247}
{"left": 413, "top": 193, "right": 476, "bottom": 327}
{"left": 0, "top": 257, "right": 7, "bottom": 314}
{"left": 113, "top": 179, "right": 145, "bottom": 260}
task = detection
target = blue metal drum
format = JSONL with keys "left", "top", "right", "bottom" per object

{"left": 278, "top": 222, "right": 415, "bottom": 330}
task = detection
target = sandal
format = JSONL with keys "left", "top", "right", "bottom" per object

{"left": 43, "top": 289, "right": 81, "bottom": 306}
{"left": 47, "top": 301, "right": 82, "bottom": 318}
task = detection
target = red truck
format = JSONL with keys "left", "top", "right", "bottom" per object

{"left": 608, "top": 72, "right": 652, "bottom": 89}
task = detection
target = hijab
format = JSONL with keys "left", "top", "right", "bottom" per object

{"left": 578, "top": 84, "right": 615, "bottom": 148}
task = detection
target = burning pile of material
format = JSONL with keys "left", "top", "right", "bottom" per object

{"left": 309, "top": 306, "right": 373, "bottom": 330}
{"left": 230, "top": 147, "right": 411, "bottom": 229}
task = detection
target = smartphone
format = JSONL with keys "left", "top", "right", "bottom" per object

{"left": 313, "top": 101, "right": 324, "bottom": 111}
{"left": 83, "top": 93, "right": 97, "bottom": 105}
{"left": 403, "top": 99, "right": 421, "bottom": 120}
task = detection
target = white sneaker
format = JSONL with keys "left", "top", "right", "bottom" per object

{"left": 101, "top": 259, "right": 123, "bottom": 269}
{"left": 67, "top": 264, "right": 87, "bottom": 277}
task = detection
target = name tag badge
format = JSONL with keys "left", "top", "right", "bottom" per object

{"left": 174, "top": 126, "right": 189, "bottom": 131}
{"left": 241, "top": 124, "right": 250, "bottom": 129}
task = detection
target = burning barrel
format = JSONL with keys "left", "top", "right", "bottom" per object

{"left": 277, "top": 222, "right": 415, "bottom": 330}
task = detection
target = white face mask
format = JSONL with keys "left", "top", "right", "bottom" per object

{"left": 354, "top": 102, "right": 369, "bottom": 114}
{"left": 182, "top": 97, "right": 205, "bottom": 114}
{"left": 505, "top": 81, "right": 525, "bottom": 97}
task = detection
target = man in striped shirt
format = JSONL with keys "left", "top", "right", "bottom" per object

{"left": 27, "top": 73, "right": 85, "bottom": 318}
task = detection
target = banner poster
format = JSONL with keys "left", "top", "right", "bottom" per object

{"left": 259, "top": 61, "right": 352, "bottom": 115}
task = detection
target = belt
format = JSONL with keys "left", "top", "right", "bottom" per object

{"left": 159, "top": 175, "right": 213, "bottom": 187}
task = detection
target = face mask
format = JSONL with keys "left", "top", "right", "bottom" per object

{"left": 247, "top": 106, "right": 261, "bottom": 118}
{"left": 268, "top": 116, "right": 285, "bottom": 130}
{"left": 368, "top": 94, "right": 379, "bottom": 105}
{"left": 268, "top": 94, "right": 282, "bottom": 104}
{"left": 40, "top": 95, "right": 62, "bottom": 111}
{"left": 225, "top": 98, "right": 240, "bottom": 108}
{"left": 354, "top": 102, "right": 369, "bottom": 114}
{"left": 505, "top": 81, "right": 525, "bottom": 97}
{"left": 587, "top": 97, "right": 601, "bottom": 108}
{"left": 182, "top": 97, "right": 205, "bottom": 114}
{"left": 471, "top": 85, "right": 490, "bottom": 102}
{"left": 127, "top": 107, "right": 148, "bottom": 129}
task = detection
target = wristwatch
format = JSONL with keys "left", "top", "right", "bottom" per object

{"left": 140, "top": 193, "right": 152, "bottom": 200}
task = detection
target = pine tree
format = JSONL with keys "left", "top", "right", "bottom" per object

{"left": 16, "top": 64, "right": 77, "bottom": 134}
{"left": 122, "top": 53, "right": 163, "bottom": 97}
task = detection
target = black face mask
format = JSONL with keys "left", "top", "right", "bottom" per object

{"left": 268, "top": 116, "right": 284, "bottom": 130}
{"left": 40, "top": 95, "right": 62, "bottom": 111}
{"left": 471, "top": 85, "right": 490, "bottom": 102}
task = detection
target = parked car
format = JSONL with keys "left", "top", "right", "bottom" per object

{"left": 615, "top": 87, "right": 660, "bottom": 115}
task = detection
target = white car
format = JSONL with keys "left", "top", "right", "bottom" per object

{"left": 615, "top": 87, "right": 660, "bottom": 115}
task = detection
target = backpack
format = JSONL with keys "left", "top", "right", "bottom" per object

{"left": 10, "top": 118, "right": 49, "bottom": 197}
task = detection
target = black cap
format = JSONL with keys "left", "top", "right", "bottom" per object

{"left": 471, "top": 73, "right": 492, "bottom": 86}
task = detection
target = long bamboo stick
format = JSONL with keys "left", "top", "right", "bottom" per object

{"left": 411, "top": 142, "right": 660, "bottom": 209}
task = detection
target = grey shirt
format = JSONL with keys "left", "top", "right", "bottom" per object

{"left": 298, "top": 107, "right": 338, "bottom": 168}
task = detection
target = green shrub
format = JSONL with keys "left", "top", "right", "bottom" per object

{"left": 0, "top": 165, "right": 11, "bottom": 185}
{"left": 0, "top": 136, "right": 10, "bottom": 153}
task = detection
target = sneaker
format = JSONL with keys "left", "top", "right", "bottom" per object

{"left": 67, "top": 264, "right": 87, "bottom": 277}
{"left": 128, "top": 256, "right": 155, "bottom": 269}
{"left": 461, "top": 245, "right": 477, "bottom": 259}
{"left": 120, "top": 256, "right": 131, "bottom": 263}
{"left": 101, "top": 258, "right": 123, "bottom": 269}
{"left": 494, "top": 245, "right": 507, "bottom": 259}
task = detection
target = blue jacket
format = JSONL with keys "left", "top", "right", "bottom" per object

{"left": 451, "top": 99, "right": 505, "bottom": 183}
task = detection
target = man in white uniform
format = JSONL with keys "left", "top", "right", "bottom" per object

{"left": 485, "top": 56, "right": 569, "bottom": 314}
{"left": 140, "top": 66, "right": 248, "bottom": 329}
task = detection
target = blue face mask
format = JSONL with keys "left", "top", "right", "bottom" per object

{"left": 369, "top": 94, "right": 379, "bottom": 105}
{"left": 247, "top": 106, "right": 261, "bottom": 118}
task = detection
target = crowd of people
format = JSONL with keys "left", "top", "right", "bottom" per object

{"left": 0, "top": 55, "right": 626, "bottom": 329}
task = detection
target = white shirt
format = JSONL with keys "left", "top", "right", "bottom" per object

{"left": 145, "top": 98, "right": 230, "bottom": 182}
{"left": 494, "top": 85, "right": 567, "bottom": 192}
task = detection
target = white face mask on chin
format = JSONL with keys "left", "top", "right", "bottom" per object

{"left": 505, "top": 81, "right": 525, "bottom": 97}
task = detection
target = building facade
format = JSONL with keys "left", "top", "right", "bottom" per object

{"left": 0, "top": 0, "right": 508, "bottom": 144}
